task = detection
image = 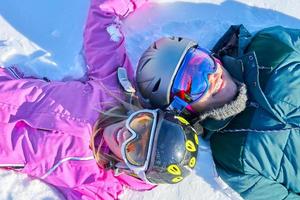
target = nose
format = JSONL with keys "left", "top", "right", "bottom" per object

{"left": 208, "top": 72, "right": 219, "bottom": 85}
{"left": 118, "top": 128, "right": 133, "bottom": 146}
{"left": 123, "top": 130, "right": 132, "bottom": 140}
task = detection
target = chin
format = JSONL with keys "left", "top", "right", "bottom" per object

{"left": 216, "top": 80, "right": 237, "bottom": 102}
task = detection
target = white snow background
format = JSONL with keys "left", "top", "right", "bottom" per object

{"left": 1, "top": 0, "right": 300, "bottom": 199}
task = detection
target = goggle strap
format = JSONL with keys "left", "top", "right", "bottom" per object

{"left": 114, "top": 164, "right": 141, "bottom": 179}
{"left": 115, "top": 162, "right": 153, "bottom": 183}
{"left": 114, "top": 168, "right": 123, "bottom": 176}
{"left": 185, "top": 104, "right": 196, "bottom": 113}
{"left": 114, "top": 162, "right": 142, "bottom": 176}
{"left": 115, "top": 162, "right": 130, "bottom": 170}
{"left": 168, "top": 96, "right": 196, "bottom": 118}
{"left": 167, "top": 96, "right": 189, "bottom": 113}
{"left": 198, "top": 47, "right": 212, "bottom": 55}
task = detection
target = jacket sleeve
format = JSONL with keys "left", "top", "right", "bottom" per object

{"left": 37, "top": 161, "right": 154, "bottom": 200}
{"left": 83, "top": 0, "right": 147, "bottom": 82}
{"left": 216, "top": 167, "right": 299, "bottom": 200}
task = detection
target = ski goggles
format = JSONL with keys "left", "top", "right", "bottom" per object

{"left": 171, "top": 47, "right": 218, "bottom": 104}
{"left": 119, "top": 109, "right": 196, "bottom": 184}
{"left": 121, "top": 109, "right": 160, "bottom": 181}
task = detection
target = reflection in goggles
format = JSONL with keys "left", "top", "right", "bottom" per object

{"left": 125, "top": 113, "right": 154, "bottom": 166}
{"left": 172, "top": 47, "right": 217, "bottom": 103}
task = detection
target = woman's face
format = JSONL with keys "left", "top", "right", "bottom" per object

{"left": 102, "top": 114, "right": 153, "bottom": 164}
{"left": 191, "top": 61, "right": 238, "bottom": 112}
{"left": 102, "top": 120, "right": 132, "bottom": 160}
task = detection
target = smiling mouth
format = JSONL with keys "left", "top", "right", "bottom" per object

{"left": 114, "top": 128, "right": 123, "bottom": 146}
{"left": 212, "top": 74, "right": 224, "bottom": 96}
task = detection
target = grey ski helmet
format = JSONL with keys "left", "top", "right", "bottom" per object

{"left": 136, "top": 36, "right": 198, "bottom": 108}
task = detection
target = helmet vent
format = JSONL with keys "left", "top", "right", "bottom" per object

{"left": 178, "top": 37, "right": 183, "bottom": 42}
{"left": 153, "top": 42, "right": 158, "bottom": 49}
{"left": 139, "top": 58, "right": 151, "bottom": 71}
{"left": 152, "top": 79, "right": 161, "bottom": 92}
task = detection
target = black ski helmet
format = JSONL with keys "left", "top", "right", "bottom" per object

{"left": 145, "top": 111, "right": 199, "bottom": 184}
{"left": 136, "top": 36, "right": 198, "bottom": 108}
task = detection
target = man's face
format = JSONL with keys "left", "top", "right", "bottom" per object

{"left": 171, "top": 47, "right": 239, "bottom": 113}
{"left": 190, "top": 61, "right": 238, "bottom": 112}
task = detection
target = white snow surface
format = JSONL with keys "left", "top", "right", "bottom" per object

{"left": 1, "top": 0, "right": 300, "bottom": 200}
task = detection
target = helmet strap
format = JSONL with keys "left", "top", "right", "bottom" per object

{"left": 117, "top": 67, "right": 142, "bottom": 110}
{"left": 168, "top": 96, "right": 189, "bottom": 113}
{"left": 117, "top": 67, "right": 136, "bottom": 94}
{"left": 168, "top": 96, "right": 196, "bottom": 118}
{"left": 168, "top": 97, "right": 205, "bottom": 135}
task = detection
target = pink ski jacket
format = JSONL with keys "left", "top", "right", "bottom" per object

{"left": 0, "top": 0, "right": 153, "bottom": 199}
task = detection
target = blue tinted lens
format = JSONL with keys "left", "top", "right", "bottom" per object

{"left": 171, "top": 47, "right": 217, "bottom": 102}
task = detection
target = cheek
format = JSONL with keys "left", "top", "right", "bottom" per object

{"left": 103, "top": 127, "right": 112, "bottom": 144}
{"left": 103, "top": 127, "right": 122, "bottom": 159}
{"left": 222, "top": 71, "right": 237, "bottom": 93}
{"left": 105, "top": 136, "right": 123, "bottom": 160}
{"left": 213, "top": 78, "right": 237, "bottom": 104}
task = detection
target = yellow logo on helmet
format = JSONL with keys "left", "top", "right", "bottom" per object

{"left": 186, "top": 140, "right": 196, "bottom": 152}
{"left": 167, "top": 164, "right": 182, "bottom": 176}
{"left": 172, "top": 176, "right": 183, "bottom": 183}
{"left": 194, "top": 134, "right": 199, "bottom": 145}
{"left": 175, "top": 116, "right": 190, "bottom": 125}
{"left": 189, "top": 157, "right": 196, "bottom": 168}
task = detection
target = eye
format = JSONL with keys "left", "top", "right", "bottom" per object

{"left": 138, "top": 123, "right": 147, "bottom": 133}
{"left": 142, "top": 123, "right": 147, "bottom": 129}
{"left": 126, "top": 143, "right": 136, "bottom": 152}
{"left": 211, "top": 62, "right": 217, "bottom": 71}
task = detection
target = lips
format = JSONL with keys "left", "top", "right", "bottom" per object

{"left": 214, "top": 78, "right": 222, "bottom": 92}
{"left": 211, "top": 71, "right": 224, "bottom": 96}
{"left": 113, "top": 127, "right": 122, "bottom": 146}
{"left": 215, "top": 77, "right": 224, "bottom": 94}
{"left": 218, "top": 79, "right": 225, "bottom": 93}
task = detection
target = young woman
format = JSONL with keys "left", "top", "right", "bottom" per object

{"left": 0, "top": 0, "right": 198, "bottom": 199}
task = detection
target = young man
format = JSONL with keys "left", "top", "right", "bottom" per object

{"left": 135, "top": 25, "right": 300, "bottom": 199}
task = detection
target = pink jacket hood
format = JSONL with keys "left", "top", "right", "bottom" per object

{"left": 0, "top": 0, "right": 153, "bottom": 199}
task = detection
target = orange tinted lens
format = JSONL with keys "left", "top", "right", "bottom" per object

{"left": 125, "top": 113, "right": 154, "bottom": 166}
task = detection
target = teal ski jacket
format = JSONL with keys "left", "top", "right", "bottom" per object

{"left": 204, "top": 25, "right": 300, "bottom": 200}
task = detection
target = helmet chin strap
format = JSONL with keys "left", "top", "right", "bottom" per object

{"left": 117, "top": 67, "right": 139, "bottom": 115}
{"left": 117, "top": 67, "right": 136, "bottom": 94}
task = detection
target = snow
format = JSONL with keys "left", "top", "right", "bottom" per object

{"left": 1, "top": 0, "right": 300, "bottom": 199}
{"left": 0, "top": 0, "right": 88, "bottom": 81}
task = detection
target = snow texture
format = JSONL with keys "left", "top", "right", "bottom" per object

{"left": 1, "top": 0, "right": 300, "bottom": 199}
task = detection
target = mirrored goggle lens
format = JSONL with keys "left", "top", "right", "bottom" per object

{"left": 124, "top": 112, "right": 154, "bottom": 166}
{"left": 172, "top": 47, "right": 217, "bottom": 102}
